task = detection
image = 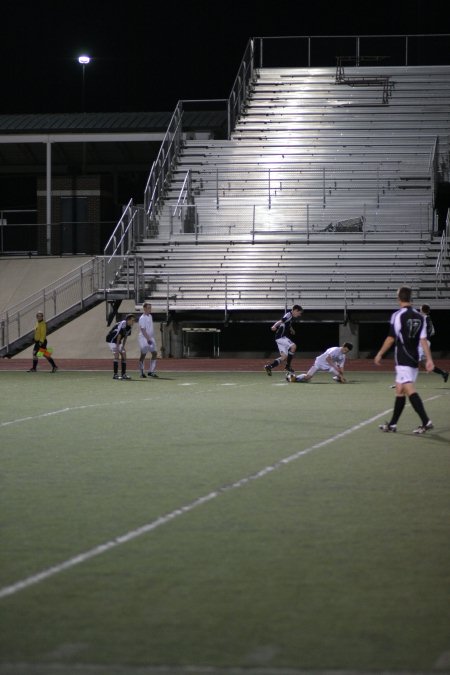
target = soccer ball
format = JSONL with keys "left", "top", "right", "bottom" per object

{"left": 286, "top": 372, "right": 296, "bottom": 383}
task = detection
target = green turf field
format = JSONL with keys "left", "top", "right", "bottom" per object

{"left": 1, "top": 369, "right": 449, "bottom": 674}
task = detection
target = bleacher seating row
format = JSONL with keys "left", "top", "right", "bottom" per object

{"left": 131, "top": 64, "right": 450, "bottom": 310}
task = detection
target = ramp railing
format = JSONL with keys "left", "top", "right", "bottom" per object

{"left": 0, "top": 256, "right": 139, "bottom": 357}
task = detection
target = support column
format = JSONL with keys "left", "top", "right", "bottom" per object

{"left": 46, "top": 139, "right": 52, "bottom": 255}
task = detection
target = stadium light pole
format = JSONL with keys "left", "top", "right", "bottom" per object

{"left": 78, "top": 55, "right": 91, "bottom": 112}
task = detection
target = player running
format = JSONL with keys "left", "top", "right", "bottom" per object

{"left": 264, "top": 304, "right": 303, "bottom": 376}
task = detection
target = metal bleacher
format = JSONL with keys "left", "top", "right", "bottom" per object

{"left": 130, "top": 61, "right": 450, "bottom": 313}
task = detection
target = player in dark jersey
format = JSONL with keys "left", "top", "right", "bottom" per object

{"left": 264, "top": 305, "right": 303, "bottom": 376}
{"left": 419, "top": 305, "right": 448, "bottom": 382}
{"left": 374, "top": 287, "right": 434, "bottom": 434}
{"left": 106, "top": 314, "right": 135, "bottom": 380}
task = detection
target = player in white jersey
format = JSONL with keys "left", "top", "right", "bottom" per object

{"left": 138, "top": 302, "right": 158, "bottom": 378}
{"left": 287, "top": 343, "right": 353, "bottom": 383}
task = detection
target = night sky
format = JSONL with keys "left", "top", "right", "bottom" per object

{"left": 1, "top": 0, "right": 446, "bottom": 115}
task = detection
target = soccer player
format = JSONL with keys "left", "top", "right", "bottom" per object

{"left": 287, "top": 342, "right": 353, "bottom": 383}
{"left": 106, "top": 314, "right": 135, "bottom": 380}
{"left": 138, "top": 302, "right": 158, "bottom": 378}
{"left": 264, "top": 304, "right": 303, "bottom": 376}
{"left": 375, "top": 286, "right": 434, "bottom": 434}
{"left": 27, "top": 312, "right": 58, "bottom": 373}
{"left": 418, "top": 304, "right": 448, "bottom": 382}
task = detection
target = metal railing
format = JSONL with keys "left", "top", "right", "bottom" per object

{"left": 143, "top": 101, "right": 184, "bottom": 225}
{"left": 103, "top": 200, "right": 146, "bottom": 261}
{"left": 136, "top": 269, "right": 448, "bottom": 320}
{"left": 0, "top": 256, "right": 140, "bottom": 356}
{"left": 252, "top": 34, "right": 450, "bottom": 70}
{"left": 164, "top": 199, "right": 434, "bottom": 241}
{"left": 228, "top": 38, "right": 254, "bottom": 138}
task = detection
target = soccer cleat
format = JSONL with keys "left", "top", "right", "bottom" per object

{"left": 379, "top": 422, "right": 397, "bottom": 433}
{"left": 413, "top": 420, "right": 433, "bottom": 435}
{"left": 51, "top": 366, "right": 58, "bottom": 373}
{"left": 148, "top": 372, "right": 159, "bottom": 378}
{"left": 284, "top": 366, "right": 295, "bottom": 374}
{"left": 140, "top": 372, "right": 147, "bottom": 378}
{"left": 121, "top": 374, "right": 132, "bottom": 380}
{"left": 443, "top": 371, "right": 449, "bottom": 383}
{"left": 113, "top": 374, "right": 120, "bottom": 380}
{"left": 264, "top": 365, "right": 272, "bottom": 376}
{"left": 27, "top": 368, "right": 37, "bottom": 372}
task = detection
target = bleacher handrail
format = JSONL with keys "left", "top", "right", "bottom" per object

{"left": 251, "top": 34, "right": 450, "bottom": 69}
{"left": 227, "top": 39, "right": 254, "bottom": 138}
{"left": 103, "top": 199, "right": 136, "bottom": 261}
{"left": 143, "top": 101, "right": 184, "bottom": 221}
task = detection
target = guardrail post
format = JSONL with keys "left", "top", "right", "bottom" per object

{"left": 216, "top": 168, "right": 219, "bottom": 209}
{"left": 225, "top": 274, "right": 228, "bottom": 319}
{"left": 377, "top": 165, "right": 380, "bottom": 208}
{"left": 166, "top": 275, "right": 170, "bottom": 320}
{"left": 306, "top": 204, "right": 310, "bottom": 243}
{"left": 252, "top": 204, "right": 256, "bottom": 243}
{"left": 322, "top": 167, "right": 326, "bottom": 207}
{"left": 80, "top": 268, "right": 84, "bottom": 309}
{"left": 284, "top": 274, "right": 288, "bottom": 311}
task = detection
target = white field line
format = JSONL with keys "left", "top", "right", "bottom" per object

{"left": 0, "top": 382, "right": 257, "bottom": 429}
{"left": 0, "top": 406, "right": 395, "bottom": 601}
{"left": 0, "top": 390, "right": 445, "bottom": 600}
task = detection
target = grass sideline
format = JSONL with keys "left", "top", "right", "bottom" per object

{"left": 0, "top": 369, "right": 449, "bottom": 674}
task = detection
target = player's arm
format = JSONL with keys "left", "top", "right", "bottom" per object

{"left": 271, "top": 320, "right": 282, "bottom": 332}
{"left": 327, "top": 355, "right": 344, "bottom": 377}
{"left": 374, "top": 336, "right": 395, "bottom": 365}
{"left": 419, "top": 337, "right": 434, "bottom": 372}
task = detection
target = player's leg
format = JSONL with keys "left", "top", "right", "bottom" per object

{"left": 433, "top": 365, "right": 448, "bottom": 381}
{"left": 109, "top": 343, "right": 120, "bottom": 379}
{"left": 403, "top": 381, "right": 433, "bottom": 433}
{"left": 265, "top": 338, "right": 291, "bottom": 375}
{"left": 295, "top": 363, "right": 317, "bottom": 382}
{"left": 148, "top": 349, "right": 158, "bottom": 377}
{"left": 28, "top": 342, "right": 39, "bottom": 372}
{"left": 138, "top": 337, "right": 148, "bottom": 377}
{"left": 120, "top": 348, "right": 131, "bottom": 379}
{"left": 285, "top": 341, "right": 296, "bottom": 373}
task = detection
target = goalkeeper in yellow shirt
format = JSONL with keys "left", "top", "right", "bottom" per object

{"left": 27, "top": 312, "right": 58, "bottom": 372}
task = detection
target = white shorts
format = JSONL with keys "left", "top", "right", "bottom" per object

{"left": 138, "top": 336, "right": 157, "bottom": 354}
{"left": 418, "top": 340, "right": 430, "bottom": 362}
{"left": 276, "top": 337, "right": 295, "bottom": 356}
{"left": 395, "top": 365, "right": 418, "bottom": 385}
{"left": 306, "top": 359, "right": 339, "bottom": 378}
{"left": 108, "top": 342, "right": 125, "bottom": 355}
